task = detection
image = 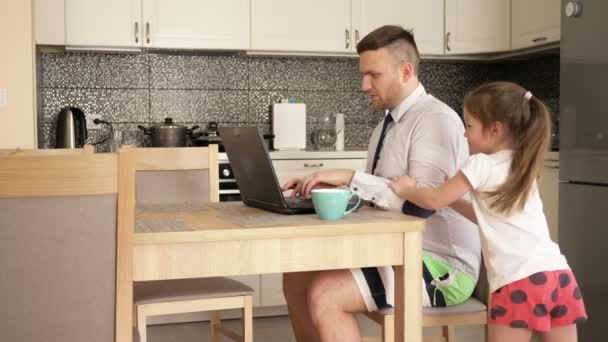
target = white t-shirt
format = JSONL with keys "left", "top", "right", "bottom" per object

{"left": 461, "top": 150, "right": 569, "bottom": 293}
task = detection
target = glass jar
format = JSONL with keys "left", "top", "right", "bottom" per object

{"left": 311, "top": 114, "right": 337, "bottom": 150}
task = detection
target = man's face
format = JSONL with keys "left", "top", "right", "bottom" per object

{"left": 359, "top": 48, "right": 405, "bottom": 111}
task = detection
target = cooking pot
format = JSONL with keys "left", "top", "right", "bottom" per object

{"left": 138, "top": 118, "right": 199, "bottom": 147}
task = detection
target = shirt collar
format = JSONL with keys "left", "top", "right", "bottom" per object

{"left": 387, "top": 83, "right": 426, "bottom": 122}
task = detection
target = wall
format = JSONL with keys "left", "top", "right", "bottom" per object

{"left": 0, "top": 0, "right": 36, "bottom": 149}
{"left": 37, "top": 50, "right": 558, "bottom": 150}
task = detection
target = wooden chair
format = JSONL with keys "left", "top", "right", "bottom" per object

{"left": 363, "top": 262, "right": 489, "bottom": 342}
{"left": 132, "top": 146, "right": 253, "bottom": 342}
{"left": 0, "top": 148, "right": 135, "bottom": 342}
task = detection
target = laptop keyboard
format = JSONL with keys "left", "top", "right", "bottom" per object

{"left": 284, "top": 197, "right": 314, "bottom": 209}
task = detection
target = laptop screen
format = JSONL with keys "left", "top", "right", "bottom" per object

{"left": 219, "top": 126, "right": 286, "bottom": 208}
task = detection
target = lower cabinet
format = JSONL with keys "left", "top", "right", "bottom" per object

{"left": 538, "top": 154, "right": 559, "bottom": 242}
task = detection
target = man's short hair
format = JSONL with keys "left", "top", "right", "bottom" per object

{"left": 356, "top": 25, "right": 420, "bottom": 76}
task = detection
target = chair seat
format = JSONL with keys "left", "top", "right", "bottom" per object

{"left": 134, "top": 277, "right": 253, "bottom": 305}
{"left": 376, "top": 297, "right": 487, "bottom": 316}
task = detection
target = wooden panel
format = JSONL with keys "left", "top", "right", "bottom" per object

{"left": 0, "top": 154, "right": 118, "bottom": 197}
{"left": 116, "top": 149, "right": 136, "bottom": 342}
{"left": 133, "top": 233, "right": 404, "bottom": 281}
{"left": 135, "top": 146, "right": 213, "bottom": 171}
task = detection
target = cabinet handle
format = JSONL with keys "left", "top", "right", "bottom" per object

{"left": 532, "top": 36, "right": 548, "bottom": 43}
{"left": 146, "top": 22, "right": 150, "bottom": 44}
{"left": 355, "top": 29, "right": 360, "bottom": 46}
{"left": 445, "top": 32, "right": 451, "bottom": 51}
{"left": 345, "top": 29, "right": 350, "bottom": 49}
{"left": 304, "top": 163, "right": 324, "bottom": 168}
{"left": 134, "top": 22, "right": 139, "bottom": 43}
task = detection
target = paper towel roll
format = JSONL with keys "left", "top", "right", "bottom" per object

{"left": 335, "top": 113, "right": 345, "bottom": 151}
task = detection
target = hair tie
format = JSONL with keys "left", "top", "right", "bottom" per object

{"left": 524, "top": 91, "right": 533, "bottom": 101}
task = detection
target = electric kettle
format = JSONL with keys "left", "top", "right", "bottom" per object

{"left": 55, "top": 106, "right": 88, "bottom": 148}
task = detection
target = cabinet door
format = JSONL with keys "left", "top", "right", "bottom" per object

{"left": 445, "top": 0, "right": 510, "bottom": 54}
{"left": 34, "top": 0, "right": 65, "bottom": 45}
{"left": 142, "top": 0, "right": 250, "bottom": 50}
{"left": 402, "top": 0, "right": 444, "bottom": 55}
{"left": 511, "top": 0, "right": 560, "bottom": 50}
{"left": 65, "top": 0, "right": 141, "bottom": 48}
{"left": 538, "top": 158, "right": 559, "bottom": 242}
{"left": 251, "top": 0, "right": 351, "bottom": 53}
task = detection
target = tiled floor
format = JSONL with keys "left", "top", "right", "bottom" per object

{"left": 147, "top": 314, "right": 488, "bottom": 342}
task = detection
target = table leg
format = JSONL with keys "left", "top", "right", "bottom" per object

{"left": 394, "top": 231, "right": 422, "bottom": 342}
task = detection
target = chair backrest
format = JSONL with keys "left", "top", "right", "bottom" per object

{"left": 0, "top": 149, "right": 135, "bottom": 342}
{"left": 134, "top": 146, "right": 219, "bottom": 205}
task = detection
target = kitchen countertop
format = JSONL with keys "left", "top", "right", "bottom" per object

{"left": 219, "top": 149, "right": 368, "bottom": 161}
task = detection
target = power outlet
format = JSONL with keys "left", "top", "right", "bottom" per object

{"left": 86, "top": 114, "right": 102, "bottom": 130}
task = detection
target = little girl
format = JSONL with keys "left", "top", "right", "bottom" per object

{"left": 389, "top": 81, "right": 587, "bottom": 342}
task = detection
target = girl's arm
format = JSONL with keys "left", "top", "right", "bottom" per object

{"left": 449, "top": 198, "right": 478, "bottom": 224}
{"left": 389, "top": 171, "right": 473, "bottom": 210}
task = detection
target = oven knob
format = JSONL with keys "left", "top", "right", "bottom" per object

{"left": 222, "top": 168, "right": 232, "bottom": 178}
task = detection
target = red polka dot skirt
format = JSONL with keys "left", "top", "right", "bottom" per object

{"left": 489, "top": 269, "right": 587, "bottom": 332}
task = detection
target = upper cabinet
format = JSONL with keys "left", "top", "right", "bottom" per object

{"left": 36, "top": 0, "right": 560, "bottom": 58}
{"left": 445, "top": 0, "right": 510, "bottom": 54}
{"left": 511, "top": 0, "right": 560, "bottom": 50}
{"left": 34, "top": 0, "right": 66, "bottom": 45}
{"left": 64, "top": 0, "right": 249, "bottom": 50}
{"left": 250, "top": 0, "right": 418, "bottom": 54}
{"left": 401, "top": 0, "right": 444, "bottom": 55}
{"left": 250, "top": 0, "right": 352, "bottom": 53}
{"left": 354, "top": 0, "right": 444, "bottom": 55}
{"left": 65, "top": 0, "right": 140, "bottom": 48}
{"left": 142, "top": 0, "right": 249, "bottom": 50}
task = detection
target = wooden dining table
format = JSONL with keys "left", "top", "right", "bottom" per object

{"left": 133, "top": 202, "right": 425, "bottom": 342}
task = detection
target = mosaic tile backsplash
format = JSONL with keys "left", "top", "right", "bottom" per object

{"left": 37, "top": 51, "right": 559, "bottom": 151}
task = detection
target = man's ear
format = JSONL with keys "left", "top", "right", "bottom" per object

{"left": 401, "top": 62, "right": 414, "bottom": 83}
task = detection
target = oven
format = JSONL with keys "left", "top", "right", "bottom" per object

{"left": 218, "top": 152, "right": 241, "bottom": 202}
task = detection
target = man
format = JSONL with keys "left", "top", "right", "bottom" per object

{"left": 281, "top": 25, "right": 481, "bottom": 342}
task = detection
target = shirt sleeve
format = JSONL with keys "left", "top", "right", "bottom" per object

{"left": 460, "top": 154, "right": 492, "bottom": 191}
{"left": 349, "top": 171, "right": 404, "bottom": 211}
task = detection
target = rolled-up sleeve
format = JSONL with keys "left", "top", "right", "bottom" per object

{"left": 349, "top": 171, "right": 404, "bottom": 211}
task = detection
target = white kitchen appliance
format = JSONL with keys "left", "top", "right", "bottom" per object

{"left": 272, "top": 103, "right": 306, "bottom": 150}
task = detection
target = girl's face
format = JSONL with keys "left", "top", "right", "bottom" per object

{"left": 463, "top": 109, "right": 496, "bottom": 154}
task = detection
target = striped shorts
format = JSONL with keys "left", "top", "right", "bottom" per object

{"left": 350, "top": 252, "right": 476, "bottom": 311}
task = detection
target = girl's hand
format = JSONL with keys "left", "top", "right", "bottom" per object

{"left": 389, "top": 175, "right": 417, "bottom": 198}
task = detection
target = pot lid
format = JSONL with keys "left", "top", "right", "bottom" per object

{"left": 152, "top": 117, "right": 186, "bottom": 130}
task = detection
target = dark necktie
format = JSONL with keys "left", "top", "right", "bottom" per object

{"left": 371, "top": 113, "right": 394, "bottom": 175}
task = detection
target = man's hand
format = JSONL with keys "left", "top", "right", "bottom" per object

{"left": 281, "top": 169, "right": 355, "bottom": 198}
{"left": 388, "top": 175, "right": 417, "bottom": 199}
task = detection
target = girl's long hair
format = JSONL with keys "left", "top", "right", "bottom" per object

{"left": 464, "top": 81, "right": 551, "bottom": 214}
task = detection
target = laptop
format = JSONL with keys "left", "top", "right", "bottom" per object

{"left": 219, "top": 126, "right": 315, "bottom": 215}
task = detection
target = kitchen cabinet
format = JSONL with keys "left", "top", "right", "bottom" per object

{"left": 401, "top": 0, "right": 445, "bottom": 55}
{"left": 538, "top": 153, "right": 559, "bottom": 242}
{"left": 64, "top": 0, "right": 249, "bottom": 50}
{"left": 34, "top": 0, "right": 65, "bottom": 45}
{"left": 143, "top": 0, "right": 249, "bottom": 50}
{"left": 251, "top": 0, "right": 352, "bottom": 53}
{"left": 250, "top": 0, "right": 415, "bottom": 54}
{"left": 511, "top": 0, "right": 560, "bottom": 50}
{"left": 445, "top": 0, "right": 510, "bottom": 54}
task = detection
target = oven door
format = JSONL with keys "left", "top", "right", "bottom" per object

{"left": 219, "top": 162, "right": 241, "bottom": 202}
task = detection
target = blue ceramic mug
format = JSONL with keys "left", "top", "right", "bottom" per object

{"left": 311, "top": 188, "right": 361, "bottom": 220}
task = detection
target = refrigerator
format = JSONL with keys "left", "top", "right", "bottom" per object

{"left": 560, "top": 0, "right": 608, "bottom": 341}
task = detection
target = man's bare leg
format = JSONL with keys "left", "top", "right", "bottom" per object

{"left": 308, "top": 269, "right": 367, "bottom": 342}
{"left": 283, "top": 271, "right": 321, "bottom": 342}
